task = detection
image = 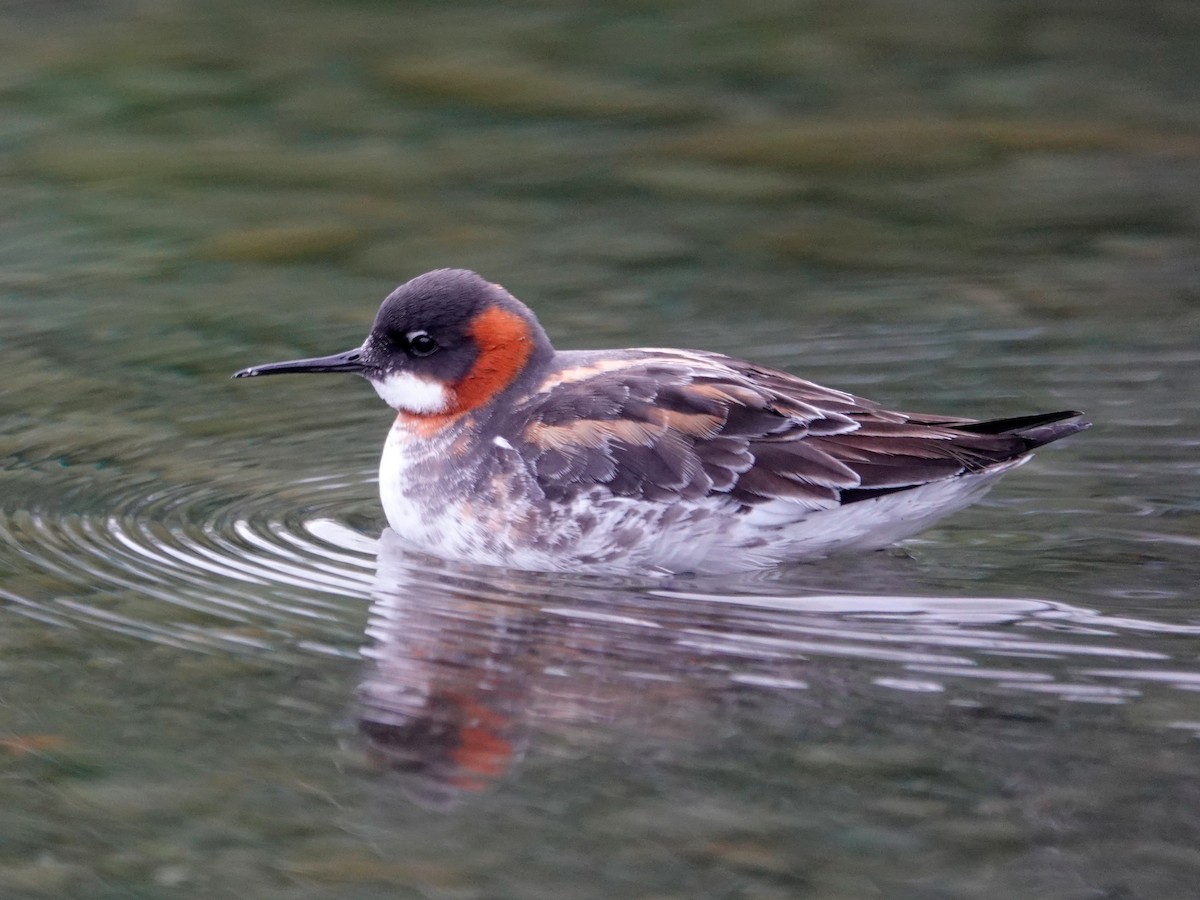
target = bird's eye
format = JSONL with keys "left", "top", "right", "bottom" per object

{"left": 406, "top": 330, "right": 439, "bottom": 357}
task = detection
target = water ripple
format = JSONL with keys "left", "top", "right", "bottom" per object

{"left": 0, "top": 463, "right": 377, "bottom": 654}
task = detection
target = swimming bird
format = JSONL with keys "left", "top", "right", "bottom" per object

{"left": 234, "top": 269, "right": 1087, "bottom": 575}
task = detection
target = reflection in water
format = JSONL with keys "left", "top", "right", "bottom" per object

{"left": 358, "top": 529, "right": 1200, "bottom": 806}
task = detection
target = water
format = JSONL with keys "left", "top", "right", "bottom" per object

{"left": 2, "top": 1, "right": 1199, "bottom": 897}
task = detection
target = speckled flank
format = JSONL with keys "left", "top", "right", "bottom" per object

{"left": 381, "top": 410, "right": 1033, "bottom": 575}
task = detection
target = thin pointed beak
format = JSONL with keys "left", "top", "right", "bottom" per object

{"left": 232, "top": 347, "right": 368, "bottom": 379}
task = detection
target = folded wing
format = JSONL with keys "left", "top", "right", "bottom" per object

{"left": 508, "top": 351, "right": 1086, "bottom": 510}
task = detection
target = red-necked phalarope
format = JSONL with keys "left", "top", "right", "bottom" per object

{"left": 234, "top": 268, "right": 1087, "bottom": 574}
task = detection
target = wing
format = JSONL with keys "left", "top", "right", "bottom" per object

{"left": 506, "top": 350, "right": 1056, "bottom": 510}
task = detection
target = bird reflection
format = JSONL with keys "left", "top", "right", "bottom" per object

{"left": 355, "top": 529, "right": 1186, "bottom": 807}
{"left": 357, "top": 558, "right": 535, "bottom": 806}
{"left": 356, "top": 530, "right": 705, "bottom": 806}
{"left": 358, "top": 529, "right": 828, "bottom": 806}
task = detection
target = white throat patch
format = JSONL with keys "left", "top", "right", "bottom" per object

{"left": 371, "top": 371, "right": 452, "bottom": 414}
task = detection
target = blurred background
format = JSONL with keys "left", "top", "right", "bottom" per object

{"left": 2, "top": 1, "right": 1199, "bottom": 898}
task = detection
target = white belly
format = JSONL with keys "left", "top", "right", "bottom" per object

{"left": 377, "top": 421, "right": 464, "bottom": 556}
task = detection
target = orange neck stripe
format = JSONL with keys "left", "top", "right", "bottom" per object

{"left": 453, "top": 305, "right": 534, "bottom": 413}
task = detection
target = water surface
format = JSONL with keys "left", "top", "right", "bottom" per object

{"left": 2, "top": 2, "right": 1199, "bottom": 897}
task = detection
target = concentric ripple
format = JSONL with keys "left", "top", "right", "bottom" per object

{"left": 0, "top": 461, "right": 379, "bottom": 656}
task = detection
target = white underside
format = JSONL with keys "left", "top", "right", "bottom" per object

{"left": 379, "top": 420, "right": 1027, "bottom": 575}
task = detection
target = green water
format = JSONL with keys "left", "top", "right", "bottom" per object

{"left": 2, "top": 2, "right": 1199, "bottom": 897}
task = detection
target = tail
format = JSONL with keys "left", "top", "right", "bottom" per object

{"left": 954, "top": 410, "right": 1090, "bottom": 450}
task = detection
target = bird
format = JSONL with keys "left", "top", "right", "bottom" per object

{"left": 234, "top": 268, "right": 1087, "bottom": 575}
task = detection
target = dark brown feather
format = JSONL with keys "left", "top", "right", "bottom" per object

{"left": 507, "top": 349, "right": 1086, "bottom": 510}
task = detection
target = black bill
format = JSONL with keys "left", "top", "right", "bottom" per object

{"left": 233, "top": 348, "right": 367, "bottom": 379}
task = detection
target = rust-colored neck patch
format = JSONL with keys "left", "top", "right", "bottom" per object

{"left": 395, "top": 410, "right": 461, "bottom": 438}
{"left": 454, "top": 304, "right": 534, "bottom": 413}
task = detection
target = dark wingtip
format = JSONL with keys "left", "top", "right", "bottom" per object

{"left": 1022, "top": 413, "right": 1090, "bottom": 448}
{"left": 958, "top": 409, "right": 1090, "bottom": 449}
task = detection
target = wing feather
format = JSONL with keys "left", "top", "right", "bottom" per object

{"left": 508, "top": 350, "right": 1046, "bottom": 510}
